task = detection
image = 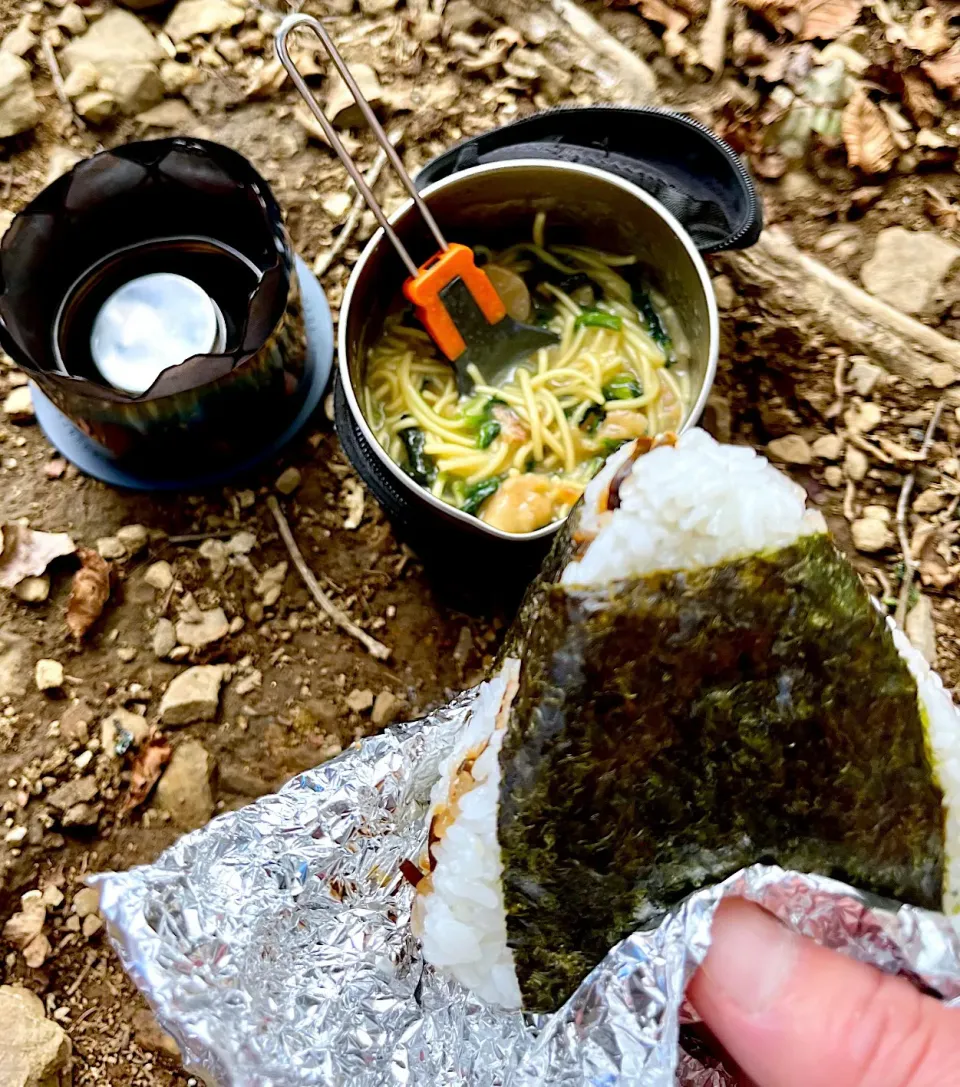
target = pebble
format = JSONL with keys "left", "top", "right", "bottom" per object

{"left": 72, "top": 886, "right": 100, "bottom": 918}
{"left": 155, "top": 739, "right": 215, "bottom": 830}
{"left": 811, "top": 433, "right": 843, "bottom": 460}
{"left": 132, "top": 1008, "right": 181, "bottom": 1058}
{"left": 227, "top": 531, "right": 256, "bottom": 554}
{"left": 711, "top": 274, "right": 735, "bottom": 310}
{"left": 159, "top": 665, "right": 223, "bottom": 725}
{"left": 62, "top": 9, "right": 162, "bottom": 82}
{"left": 109, "top": 62, "right": 164, "bottom": 115}
{"left": 0, "top": 984, "right": 71, "bottom": 1083}
{"left": 46, "top": 775, "right": 97, "bottom": 812}
{"left": 100, "top": 706, "right": 149, "bottom": 754}
{"left": 2, "top": 385, "right": 34, "bottom": 423}
{"left": 14, "top": 575, "right": 49, "bottom": 603}
{"left": 905, "top": 594, "right": 937, "bottom": 666}
{"left": 325, "top": 62, "right": 383, "bottom": 126}
{"left": 82, "top": 914, "right": 103, "bottom": 938}
{"left": 913, "top": 488, "right": 945, "bottom": 513}
{"left": 847, "top": 358, "right": 883, "bottom": 397}
{"left": 345, "top": 688, "right": 373, "bottom": 714}
{"left": 851, "top": 517, "right": 892, "bottom": 552}
{"left": 159, "top": 59, "right": 199, "bottom": 94}
{"left": 930, "top": 362, "right": 956, "bottom": 389}
{"left": 1, "top": 18, "right": 39, "bottom": 57}
{"left": 45, "top": 146, "right": 82, "bottom": 184}
{"left": 75, "top": 89, "right": 115, "bottom": 123}
{"left": 153, "top": 617, "right": 176, "bottom": 659}
{"left": 322, "top": 192, "right": 352, "bottom": 220}
{"left": 371, "top": 689, "right": 402, "bottom": 727}
{"left": 117, "top": 523, "right": 148, "bottom": 555}
{"left": 275, "top": 466, "right": 302, "bottom": 495}
{"left": 861, "top": 227, "right": 960, "bottom": 314}
{"left": 144, "top": 560, "right": 174, "bottom": 592}
{"left": 844, "top": 401, "right": 882, "bottom": 433}
{"left": 861, "top": 503, "right": 891, "bottom": 523}
{"left": 843, "top": 446, "right": 869, "bottom": 482}
{"left": 199, "top": 538, "right": 228, "bottom": 579}
{"left": 175, "top": 606, "right": 229, "bottom": 649}
{"left": 56, "top": 2, "right": 88, "bottom": 34}
{"left": 96, "top": 535, "right": 126, "bottom": 561}
{"left": 0, "top": 52, "right": 41, "bottom": 138}
{"left": 256, "top": 561, "right": 287, "bottom": 606}
{"left": 823, "top": 465, "right": 844, "bottom": 488}
{"left": 2, "top": 902, "right": 45, "bottom": 948}
{"left": 766, "top": 434, "right": 812, "bottom": 465}
{"left": 35, "top": 659, "right": 63, "bottom": 693}
{"left": 165, "top": 0, "right": 245, "bottom": 40}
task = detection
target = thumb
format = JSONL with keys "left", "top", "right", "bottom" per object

{"left": 688, "top": 898, "right": 959, "bottom": 1087}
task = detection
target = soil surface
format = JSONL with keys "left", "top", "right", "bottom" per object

{"left": 1, "top": 0, "right": 959, "bottom": 1081}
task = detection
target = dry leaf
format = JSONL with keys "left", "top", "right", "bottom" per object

{"left": 905, "top": 8, "right": 951, "bottom": 57}
{"left": 66, "top": 547, "right": 111, "bottom": 640}
{"left": 800, "top": 0, "right": 863, "bottom": 42}
{"left": 923, "top": 46, "right": 960, "bottom": 99}
{"left": 841, "top": 89, "right": 897, "bottom": 174}
{"left": 0, "top": 524, "right": 75, "bottom": 590}
{"left": 902, "top": 69, "right": 942, "bottom": 127}
{"left": 122, "top": 735, "right": 172, "bottom": 815}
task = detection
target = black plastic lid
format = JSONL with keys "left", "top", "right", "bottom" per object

{"left": 415, "top": 106, "right": 762, "bottom": 254}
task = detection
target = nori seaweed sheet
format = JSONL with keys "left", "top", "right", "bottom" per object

{"left": 497, "top": 533, "right": 945, "bottom": 1011}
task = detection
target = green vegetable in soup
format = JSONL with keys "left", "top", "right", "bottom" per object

{"left": 476, "top": 420, "right": 501, "bottom": 449}
{"left": 574, "top": 309, "right": 622, "bottom": 332}
{"left": 579, "top": 404, "right": 606, "bottom": 434}
{"left": 461, "top": 477, "right": 501, "bottom": 515}
{"left": 400, "top": 427, "right": 436, "bottom": 486}
{"left": 602, "top": 373, "right": 643, "bottom": 401}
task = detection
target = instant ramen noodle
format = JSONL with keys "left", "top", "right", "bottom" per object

{"left": 361, "top": 214, "right": 693, "bottom": 534}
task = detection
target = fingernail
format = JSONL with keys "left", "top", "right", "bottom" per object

{"left": 700, "top": 899, "right": 800, "bottom": 1016}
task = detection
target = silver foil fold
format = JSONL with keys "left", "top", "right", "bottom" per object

{"left": 95, "top": 682, "right": 960, "bottom": 1087}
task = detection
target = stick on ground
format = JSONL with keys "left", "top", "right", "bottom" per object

{"left": 267, "top": 495, "right": 391, "bottom": 660}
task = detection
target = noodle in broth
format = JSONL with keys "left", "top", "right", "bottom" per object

{"left": 361, "top": 213, "right": 693, "bottom": 534}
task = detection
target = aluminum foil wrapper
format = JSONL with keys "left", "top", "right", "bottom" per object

{"left": 95, "top": 678, "right": 960, "bottom": 1087}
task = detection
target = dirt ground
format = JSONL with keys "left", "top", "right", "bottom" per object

{"left": 1, "top": 0, "right": 959, "bottom": 1082}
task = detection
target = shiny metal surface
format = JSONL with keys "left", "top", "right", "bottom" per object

{"left": 338, "top": 160, "right": 720, "bottom": 542}
{"left": 90, "top": 272, "right": 225, "bottom": 395}
{"left": 94, "top": 664, "right": 960, "bottom": 1087}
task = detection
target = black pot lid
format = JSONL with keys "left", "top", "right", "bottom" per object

{"left": 416, "top": 106, "right": 762, "bottom": 254}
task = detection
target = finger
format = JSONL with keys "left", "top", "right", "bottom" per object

{"left": 688, "top": 898, "right": 959, "bottom": 1087}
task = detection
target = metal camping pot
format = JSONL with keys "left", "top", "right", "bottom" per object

{"left": 336, "top": 159, "right": 720, "bottom": 543}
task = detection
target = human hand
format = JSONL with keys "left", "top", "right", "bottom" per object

{"left": 688, "top": 899, "right": 959, "bottom": 1087}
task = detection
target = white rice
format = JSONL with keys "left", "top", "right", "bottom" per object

{"left": 415, "top": 660, "right": 522, "bottom": 1009}
{"left": 564, "top": 428, "right": 826, "bottom": 586}
{"left": 888, "top": 620, "right": 960, "bottom": 918}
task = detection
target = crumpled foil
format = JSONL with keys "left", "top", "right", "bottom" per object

{"left": 95, "top": 683, "right": 960, "bottom": 1087}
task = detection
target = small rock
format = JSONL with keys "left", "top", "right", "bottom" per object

{"left": 861, "top": 227, "right": 960, "bottom": 314}
{"left": 905, "top": 594, "right": 937, "bottom": 666}
{"left": 711, "top": 275, "right": 736, "bottom": 310}
{"left": 216, "top": 36, "right": 242, "bottom": 64}
{"left": 22, "top": 933, "right": 51, "bottom": 969}
{"left": 153, "top": 618, "right": 176, "bottom": 659}
{"left": 82, "top": 914, "right": 103, "bottom": 938}
{"left": 256, "top": 561, "right": 287, "bottom": 606}
{"left": 847, "top": 358, "right": 883, "bottom": 397}
{"left": 811, "top": 433, "right": 843, "bottom": 460}
{"left": 62, "top": 9, "right": 162, "bottom": 82}
{"left": 175, "top": 606, "right": 229, "bottom": 649}
{"left": 62, "top": 60, "right": 98, "bottom": 98}
{"left": 275, "top": 466, "right": 302, "bottom": 495}
{"left": 2, "top": 385, "right": 34, "bottom": 423}
{"left": 325, "top": 62, "right": 382, "bottom": 126}
{"left": 144, "top": 560, "right": 174, "bottom": 592}
{"left": 47, "top": 775, "right": 97, "bottom": 811}
{"left": 159, "top": 58, "right": 200, "bottom": 94}
{"left": 5, "top": 825, "right": 27, "bottom": 844}
{"left": 72, "top": 886, "right": 100, "bottom": 918}
{"left": 74, "top": 89, "right": 115, "bottom": 123}
{"left": 159, "top": 664, "right": 223, "bottom": 725}
{"left": 45, "top": 146, "right": 82, "bottom": 185}
{"left": 371, "top": 689, "right": 402, "bottom": 728}
{"left": 108, "top": 62, "right": 163, "bottom": 115}
{"left": 322, "top": 192, "right": 352, "bottom": 220}
{"left": 100, "top": 707, "right": 149, "bottom": 755}
{"left": 851, "top": 517, "right": 892, "bottom": 552}
{"left": 246, "top": 600, "right": 264, "bottom": 624}
{"left": 59, "top": 699, "right": 93, "bottom": 743}
{"left": 913, "top": 488, "right": 945, "bottom": 513}
{"left": 35, "top": 659, "right": 64, "bottom": 693}
{"left": 136, "top": 98, "right": 196, "bottom": 128}
{"left": 62, "top": 802, "right": 99, "bottom": 828}
{"left": 862, "top": 503, "right": 891, "bottom": 523}
{"left": 844, "top": 445, "right": 869, "bottom": 482}
{"left": 132, "top": 1008, "right": 180, "bottom": 1058}
{"left": 0, "top": 52, "right": 41, "bottom": 138}
{"left": 929, "top": 362, "right": 955, "bottom": 389}
{"left": 97, "top": 535, "right": 126, "bottom": 561}
{"left": 236, "top": 489, "right": 255, "bottom": 509}
{"left": 14, "top": 575, "right": 49, "bottom": 603}
{"left": 65, "top": 915, "right": 80, "bottom": 932}
{"left": 226, "top": 530, "right": 256, "bottom": 554}
{"left": 41, "top": 885, "right": 64, "bottom": 909}
{"left": 766, "top": 434, "right": 812, "bottom": 465}
{"left": 345, "top": 688, "right": 373, "bottom": 714}
{"left": 823, "top": 465, "right": 844, "bottom": 488}
{"left": 233, "top": 668, "right": 261, "bottom": 697}
{"left": 117, "top": 645, "right": 137, "bottom": 662}
{"left": 3, "top": 902, "right": 45, "bottom": 948}
{"left": 199, "top": 538, "right": 228, "bottom": 579}
{"left": 117, "top": 523, "right": 149, "bottom": 555}
{"left": 57, "top": 3, "right": 88, "bottom": 35}
{"left": 1, "top": 19, "right": 39, "bottom": 57}
{"left": 165, "top": 0, "right": 245, "bottom": 40}
{"left": 844, "top": 401, "right": 883, "bottom": 433}
{"left": 155, "top": 739, "right": 215, "bottom": 830}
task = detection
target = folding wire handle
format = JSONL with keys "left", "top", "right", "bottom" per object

{"left": 275, "top": 13, "right": 448, "bottom": 278}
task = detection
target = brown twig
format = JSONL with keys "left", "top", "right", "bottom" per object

{"left": 40, "top": 32, "right": 85, "bottom": 130}
{"left": 267, "top": 496, "right": 391, "bottom": 660}
{"left": 313, "top": 128, "right": 402, "bottom": 277}
{"left": 894, "top": 399, "right": 944, "bottom": 627}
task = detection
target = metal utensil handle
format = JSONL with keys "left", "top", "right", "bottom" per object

{"left": 275, "top": 13, "right": 448, "bottom": 279}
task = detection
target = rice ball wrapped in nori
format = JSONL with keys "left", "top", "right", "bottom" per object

{"left": 415, "top": 429, "right": 960, "bottom": 1013}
